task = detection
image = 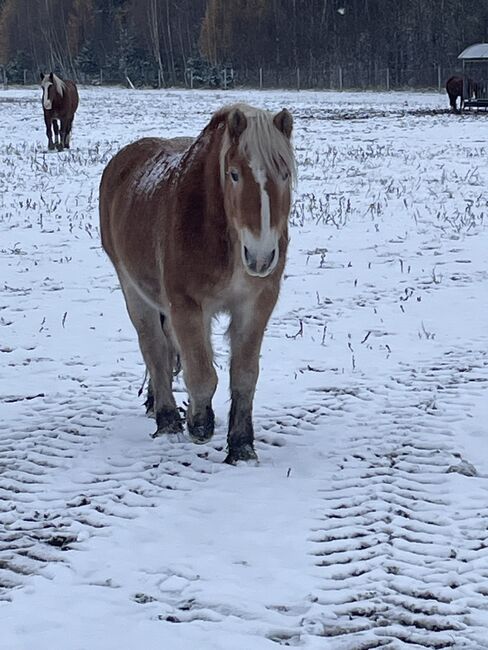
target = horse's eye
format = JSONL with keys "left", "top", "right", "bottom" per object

{"left": 282, "top": 171, "right": 289, "bottom": 181}
{"left": 230, "top": 169, "right": 239, "bottom": 182}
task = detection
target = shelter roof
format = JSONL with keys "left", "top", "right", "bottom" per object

{"left": 458, "top": 43, "right": 488, "bottom": 61}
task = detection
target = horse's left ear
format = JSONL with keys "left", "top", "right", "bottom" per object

{"left": 228, "top": 108, "right": 247, "bottom": 143}
{"left": 49, "top": 72, "right": 54, "bottom": 82}
{"left": 39, "top": 71, "right": 44, "bottom": 81}
{"left": 274, "top": 109, "right": 293, "bottom": 139}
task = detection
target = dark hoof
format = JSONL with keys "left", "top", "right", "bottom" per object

{"left": 152, "top": 408, "right": 183, "bottom": 438}
{"left": 56, "top": 143, "right": 64, "bottom": 152}
{"left": 224, "top": 444, "right": 258, "bottom": 465}
{"left": 64, "top": 143, "right": 70, "bottom": 149}
{"left": 48, "top": 142, "right": 55, "bottom": 150}
{"left": 187, "top": 406, "right": 214, "bottom": 444}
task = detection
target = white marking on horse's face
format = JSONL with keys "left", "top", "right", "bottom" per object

{"left": 223, "top": 149, "right": 291, "bottom": 278}
{"left": 41, "top": 78, "right": 52, "bottom": 110}
{"left": 239, "top": 163, "right": 279, "bottom": 278}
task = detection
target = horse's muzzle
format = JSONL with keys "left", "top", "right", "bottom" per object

{"left": 243, "top": 245, "right": 277, "bottom": 277}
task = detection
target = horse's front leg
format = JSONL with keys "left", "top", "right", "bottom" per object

{"left": 44, "top": 115, "right": 54, "bottom": 150}
{"left": 226, "top": 289, "right": 278, "bottom": 464}
{"left": 171, "top": 299, "right": 217, "bottom": 444}
{"left": 56, "top": 120, "right": 64, "bottom": 151}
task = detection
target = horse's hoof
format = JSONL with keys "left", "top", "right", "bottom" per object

{"left": 152, "top": 408, "right": 182, "bottom": 437}
{"left": 151, "top": 422, "right": 182, "bottom": 438}
{"left": 56, "top": 143, "right": 64, "bottom": 152}
{"left": 224, "top": 444, "right": 258, "bottom": 465}
{"left": 48, "top": 142, "right": 55, "bottom": 151}
{"left": 187, "top": 406, "right": 214, "bottom": 444}
{"left": 188, "top": 425, "right": 214, "bottom": 444}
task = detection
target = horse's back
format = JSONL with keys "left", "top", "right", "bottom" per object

{"left": 446, "top": 76, "right": 462, "bottom": 93}
{"left": 100, "top": 136, "right": 191, "bottom": 203}
{"left": 63, "top": 79, "right": 79, "bottom": 115}
{"left": 99, "top": 136, "right": 192, "bottom": 262}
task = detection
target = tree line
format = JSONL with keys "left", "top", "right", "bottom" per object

{"left": 0, "top": 0, "right": 486, "bottom": 89}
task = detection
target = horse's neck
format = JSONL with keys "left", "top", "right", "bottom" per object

{"left": 180, "top": 127, "right": 226, "bottom": 224}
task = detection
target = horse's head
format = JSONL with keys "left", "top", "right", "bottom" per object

{"left": 219, "top": 105, "right": 295, "bottom": 278}
{"left": 40, "top": 72, "right": 64, "bottom": 110}
{"left": 40, "top": 72, "right": 54, "bottom": 110}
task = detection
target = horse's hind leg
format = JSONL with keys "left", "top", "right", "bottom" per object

{"left": 171, "top": 299, "right": 216, "bottom": 444}
{"left": 146, "top": 346, "right": 181, "bottom": 414}
{"left": 120, "top": 281, "right": 181, "bottom": 435}
{"left": 64, "top": 117, "right": 74, "bottom": 149}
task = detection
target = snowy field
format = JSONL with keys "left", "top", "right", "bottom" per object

{"left": 1, "top": 86, "right": 488, "bottom": 649}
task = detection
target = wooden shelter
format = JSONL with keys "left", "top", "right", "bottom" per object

{"left": 458, "top": 43, "right": 488, "bottom": 109}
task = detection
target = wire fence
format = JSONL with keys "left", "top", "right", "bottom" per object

{"left": 1, "top": 63, "right": 468, "bottom": 92}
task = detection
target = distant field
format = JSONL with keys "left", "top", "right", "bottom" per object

{"left": 2, "top": 87, "right": 488, "bottom": 649}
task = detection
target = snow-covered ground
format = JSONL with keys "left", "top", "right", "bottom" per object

{"left": 1, "top": 86, "right": 488, "bottom": 649}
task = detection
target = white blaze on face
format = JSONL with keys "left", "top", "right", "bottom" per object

{"left": 42, "top": 79, "right": 52, "bottom": 110}
{"left": 240, "top": 162, "right": 279, "bottom": 277}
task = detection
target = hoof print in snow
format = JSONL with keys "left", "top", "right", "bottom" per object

{"left": 267, "top": 631, "right": 302, "bottom": 645}
{"left": 164, "top": 615, "right": 181, "bottom": 623}
{"left": 446, "top": 460, "right": 478, "bottom": 477}
{"left": 132, "top": 592, "right": 157, "bottom": 604}
{"left": 45, "top": 534, "right": 78, "bottom": 550}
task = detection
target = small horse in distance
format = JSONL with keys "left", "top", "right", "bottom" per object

{"left": 445, "top": 75, "right": 478, "bottom": 112}
{"left": 40, "top": 72, "right": 79, "bottom": 150}
{"left": 99, "top": 104, "right": 296, "bottom": 463}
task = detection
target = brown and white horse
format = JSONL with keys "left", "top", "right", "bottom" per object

{"left": 99, "top": 104, "right": 296, "bottom": 463}
{"left": 40, "top": 72, "right": 79, "bottom": 150}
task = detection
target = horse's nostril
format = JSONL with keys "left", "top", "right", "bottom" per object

{"left": 268, "top": 248, "right": 276, "bottom": 266}
{"left": 244, "top": 246, "right": 251, "bottom": 265}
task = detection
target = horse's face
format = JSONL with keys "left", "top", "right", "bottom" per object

{"left": 222, "top": 108, "right": 294, "bottom": 278}
{"left": 40, "top": 73, "right": 55, "bottom": 110}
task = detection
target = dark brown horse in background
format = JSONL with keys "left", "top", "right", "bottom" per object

{"left": 40, "top": 72, "right": 79, "bottom": 150}
{"left": 446, "top": 75, "right": 479, "bottom": 112}
{"left": 100, "top": 104, "right": 296, "bottom": 463}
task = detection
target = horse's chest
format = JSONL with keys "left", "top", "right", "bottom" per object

{"left": 208, "top": 268, "right": 255, "bottom": 314}
{"left": 46, "top": 108, "right": 61, "bottom": 119}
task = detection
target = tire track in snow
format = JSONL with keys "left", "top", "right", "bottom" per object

{"left": 294, "top": 348, "right": 488, "bottom": 649}
{"left": 0, "top": 369, "right": 299, "bottom": 601}
{"left": 0, "top": 377, "right": 227, "bottom": 599}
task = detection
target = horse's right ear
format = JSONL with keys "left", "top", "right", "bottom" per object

{"left": 274, "top": 109, "right": 293, "bottom": 139}
{"left": 227, "top": 108, "right": 247, "bottom": 143}
{"left": 39, "top": 72, "right": 44, "bottom": 81}
{"left": 49, "top": 72, "right": 54, "bottom": 82}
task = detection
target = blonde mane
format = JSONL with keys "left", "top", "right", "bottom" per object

{"left": 51, "top": 73, "right": 66, "bottom": 96}
{"left": 218, "top": 103, "right": 296, "bottom": 189}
